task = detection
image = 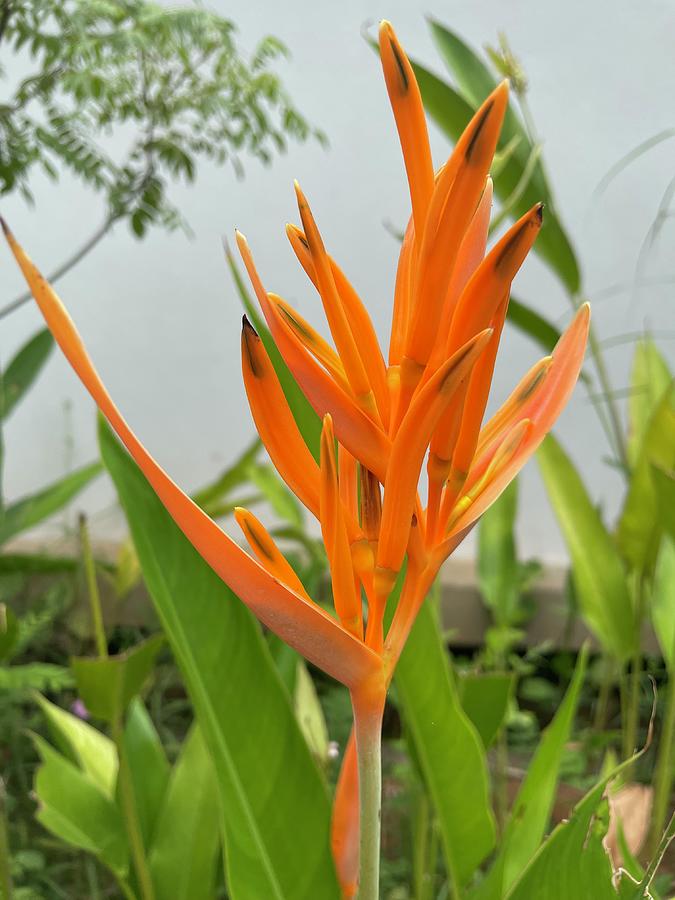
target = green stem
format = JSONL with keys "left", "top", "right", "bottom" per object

{"left": 585, "top": 321, "right": 629, "bottom": 471}
{"left": 79, "top": 513, "right": 108, "bottom": 659}
{"left": 352, "top": 688, "right": 385, "bottom": 900}
{"left": 112, "top": 716, "right": 155, "bottom": 900}
{"left": 593, "top": 655, "right": 615, "bottom": 734}
{"left": 0, "top": 780, "right": 13, "bottom": 900}
{"left": 622, "top": 650, "right": 643, "bottom": 763}
{"left": 650, "top": 673, "right": 675, "bottom": 854}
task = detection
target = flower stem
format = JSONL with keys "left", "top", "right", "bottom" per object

{"left": 352, "top": 686, "right": 385, "bottom": 900}
{"left": 79, "top": 513, "right": 108, "bottom": 659}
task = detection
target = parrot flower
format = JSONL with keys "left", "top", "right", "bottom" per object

{"left": 1, "top": 19, "right": 589, "bottom": 898}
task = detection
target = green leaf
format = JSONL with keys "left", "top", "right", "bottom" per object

{"left": 148, "top": 725, "right": 221, "bottom": 900}
{"left": 477, "top": 480, "right": 521, "bottom": 627}
{"left": 627, "top": 339, "right": 672, "bottom": 467}
{"left": 618, "top": 383, "right": 675, "bottom": 574}
{"left": 652, "top": 464, "right": 675, "bottom": 541}
{"left": 98, "top": 417, "right": 339, "bottom": 900}
{"left": 0, "top": 329, "right": 53, "bottom": 421}
{"left": 537, "top": 434, "right": 635, "bottom": 661}
{"left": 0, "top": 553, "right": 78, "bottom": 574}
{"left": 122, "top": 698, "right": 170, "bottom": 848}
{"left": 191, "top": 436, "right": 261, "bottom": 512}
{"left": 395, "top": 599, "right": 496, "bottom": 888}
{"left": 32, "top": 735, "right": 129, "bottom": 879}
{"left": 0, "top": 460, "right": 103, "bottom": 544}
{"left": 36, "top": 694, "right": 118, "bottom": 798}
{"left": 71, "top": 634, "right": 164, "bottom": 723}
{"left": 225, "top": 243, "right": 322, "bottom": 461}
{"left": 457, "top": 672, "right": 514, "bottom": 748}
{"left": 505, "top": 764, "right": 619, "bottom": 899}
{"left": 652, "top": 536, "right": 675, "bottom": 671}
{"left": 246, "top": 463, "right": 303, "bottom": 526}
{"left": 409, "top": 57, "right": 580, "bottom": 294}
{"left": 473, "top": 648, "right": 589, "bottom": 898}
{"left": 507, "top": 296, "right": 562, "bottom": 354}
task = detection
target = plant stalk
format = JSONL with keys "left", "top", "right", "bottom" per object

{"left": 112, "top": 715, "right": 155, "bottom": 900}
{"left": 79, "top": 513, "right": 108, "bottom": 659}
{"left": 352, "top": 685, "right": 385, "bottom": 900}
{"left": 650, "top": 672, "right": 675, "bottom": 854}
{"left": 0, "top": 779, "right": 13, "bottom": 900}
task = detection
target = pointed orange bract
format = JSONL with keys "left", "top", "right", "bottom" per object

{"left": 234, "top": 507, "right": 312, "bottom": 601}
{"left": 0, "top": 219, "right": 380, "bottom": 690}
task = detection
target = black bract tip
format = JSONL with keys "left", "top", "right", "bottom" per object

{"left": 535, "top": 202, "right": 544, "bottom": 224}
{"left": 242, "top": 314, "right": 258, "bottom": 338}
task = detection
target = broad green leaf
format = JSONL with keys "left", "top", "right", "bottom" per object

{"left": 458, "top": 672, "right": 514, "bottom": 748}
{"left": 538, "top": 435, "right": 634, "bottom": 661}
{"left": 473, "top": 648, "right": 588, "bottom": 898}
{"left": 652, "top": 536, "right": 675, "bottom": 671}
{"left": 410, "top": 58, "right": 580, "bottom": 294}
{"left": 99, "top": 418, "right": 339, "bottom": 900}
{"left": 148, "top": 725, "right": 220, "bottom": 900}
{"left": 477, "top": 480, "right": 520, "bottom": 627}
{"left": 507, "top": 296, "right": 562, "bottom": 354}
{"left": 123, "top": 698, "right": 170, "bottom": 848}
{"left": 71, "top": 634, "right": 164, "bottom": 723}
{"left": 32, "top": 735, "right": 129, "bottom": 878}
{"left": 395, "top": 599, "right": 496, "bottom": 887}
{"left": 627, "top": 339, "right": 672, "bottom": 467}
{"left": 0, "top": 328, "right": 53, "bottom": 421}
{"left": 0, "top": 603, "right": 18, "bottom": 661}
{"left": 191, "top": 436, "right": 261, "bottom": 512}
{"left": 505, "top": 766, "right": 618, "bottom": 900}
{"left": 0, "top": 460, "right": 102, "bottom": 544}
{"left": 618, "top": 383, "right": 675, "bottom": 574}
{"left": 36, "top": 694, "right": 118, "bottom": 797}
{"left": 225, "top": 243, "right": 322, "bottom": 461}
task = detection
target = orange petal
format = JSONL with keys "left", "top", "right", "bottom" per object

{"left": 331, "top": 729, "right": 359, "bottom": 899}
{"left": 376, "top": 328, "right": 493, "bottom": 583}
{"left": 2, "top": 219, "right": 380, "bottom": 690}
{"left": 338, "top": 443, "right": 359, "bottom": 524}
{"left": 241, "top": 316, "right": 320, "bottom": 517}
{"left": 320, "top": 416, "right": 363, "bottom": 639}
{"left": 287, "top": 223, "right": 390, "bottom": 428}
{"left": 234, "top": 507, "right": 312, "bottom": 601}
{"left": 236, "top": 231, "right": 391, "bottom": 481}
{"left": 448, "top": 304, "right": 591, "bottom": 537}
{"left": 379, "top": 21, "right": 434, "bottom": 245}
{"left": 294, "top": 184, "right": 380, "bottom": 421}
{"left": 405, "top": 82, "right": 509, "bottom": 368}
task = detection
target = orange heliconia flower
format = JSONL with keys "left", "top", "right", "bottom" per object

{"left": 2, "top": 19, "right": 589, "bottom": 897}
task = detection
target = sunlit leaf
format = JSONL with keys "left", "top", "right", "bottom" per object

{"left": 627, "top": 338, "right": 672, "bottom": 466}
{"left": 395, "top": 599, "right": 496, "bottom": 887}
{"left": 148, "top": 725, "right": 221, "bottom": 900}
{"left": 538, "top": 435, "right": 634, "bottom": 662}
{"left": 122, "top": 698, "right": 170, "bottom": 848}
{"left": 36, "top": 694, "right": 118, "bottom": 798}
{"left": 652, "top": 537, "right": 675, "bottom": 672}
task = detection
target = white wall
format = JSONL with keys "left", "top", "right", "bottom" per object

{"left": 1, "top": 0, "right": 674, "bottom": 562}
